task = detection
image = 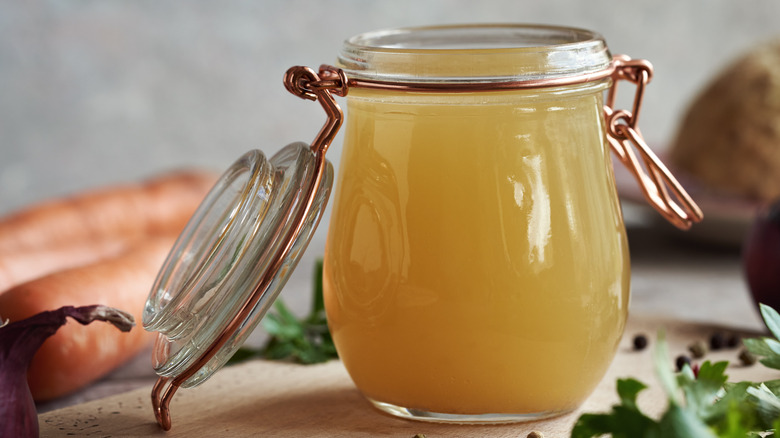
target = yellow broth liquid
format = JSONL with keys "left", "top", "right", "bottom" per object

{"left": 323, "top": 83, "right": 630, "bottom": 416}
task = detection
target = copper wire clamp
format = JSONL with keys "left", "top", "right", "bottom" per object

{"left": 151, "top": 65, "right": 343, "bottom": 431}
{"left": 604, "top": 55, "right": 702, "bottom": 229}
{"left": 151, "top": 57, "right": 701, "bottom": 431}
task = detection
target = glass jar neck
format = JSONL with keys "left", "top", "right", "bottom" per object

{"left": 337, "top": 24, "right": 612, "bottom": 84}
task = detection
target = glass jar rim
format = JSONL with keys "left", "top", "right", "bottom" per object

{"left": 337, "top": 23, "right": 612, "bottom": 83}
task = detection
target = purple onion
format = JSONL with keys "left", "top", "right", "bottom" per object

{"left": 0, "top": 305, "right": 133, "bottom": 438}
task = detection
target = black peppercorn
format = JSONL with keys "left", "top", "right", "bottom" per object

{"left": 688, "top": 340, "right": 708, "bottom": 359}
{"left": 632, "top": 334, "right": 648, "bottom": 351}
{"left": 675, "top": 355, "right": 691, "bottom": 372}
{"left": 710, "top": 332, "right": 725, "bottom": 350}
{"left": 739, "top": 349, "right": 757, "bottom": 366}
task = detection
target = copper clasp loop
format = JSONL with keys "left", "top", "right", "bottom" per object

{"left": 283, "top": 65, "right": 347, "bottom": 155}
{"left": 605, "top": 55, "right": 703, "bottom": 230}
{"left": 151, "top": 376, "right": 179, "bottom": 431}
{"left": 606, "top": 55, "right": 652, "bottom": 132}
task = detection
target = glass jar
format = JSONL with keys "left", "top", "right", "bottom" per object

{"left": 142, "top": 23, "right": 701, "bottom": 431}
{"left": 322, "top": 24, "right": 629, "bottom": 422}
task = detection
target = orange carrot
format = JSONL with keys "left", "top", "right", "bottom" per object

{"left": 0, "top": 235, "right": 177, "bottom": 401}
{"left": 0, "top": 237, "right": 139, "bottom": 293}
{"left": 0, "top": 170, "right": 216, "bottom": 254}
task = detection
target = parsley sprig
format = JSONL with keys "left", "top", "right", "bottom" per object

{"left": 228, "top": 258, "right": 338, "bottom": 365}
{"left": 573, "top": 304, "right": 780, "bottom": 437}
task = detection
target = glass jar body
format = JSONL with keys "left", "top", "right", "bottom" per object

{"left": 323, "top": 24, "right": 630, "bottom": 422}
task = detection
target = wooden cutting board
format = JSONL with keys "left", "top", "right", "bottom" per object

{"left": 38, "top": 314, "right": 776, "bottom": 437}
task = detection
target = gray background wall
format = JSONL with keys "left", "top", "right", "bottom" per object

{"left": 2, "top": 1, "right": 779, "bottom": 301}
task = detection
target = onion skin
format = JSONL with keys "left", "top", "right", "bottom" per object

{"left": 743, "top": 200, "right": 780, "bottom": 312}
{"left": 0, "top": 305, "right": 133, "bottom": 438}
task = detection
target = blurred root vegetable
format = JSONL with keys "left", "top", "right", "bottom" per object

{"left": 0, "top": 170, "right": 216, "bottom": 293}
{"left": 743, "top": 199, "right": 780, "bottom": 312}
{"left": 0, "top": 170, "right": 215, "bottom": 254}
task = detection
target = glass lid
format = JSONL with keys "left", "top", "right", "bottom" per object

{"left": 143, "top": 142, "right": 333, "bottom": 388}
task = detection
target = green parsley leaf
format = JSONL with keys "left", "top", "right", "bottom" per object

{"left": 652, "top": 403, "right": 716, "bottom": 438}
{"left": 655, "top": 330, "right": 683, "bottom": 406}
{"left": 572, "top": 303, "right": 780, "bottom": 437}
{"left": 678, "top": 360, "right": 729, "bottom": 420}
{"left": 760, "top": 304, "right": 780, "bottom": 342}
{"left": 227, "top": 258, "right": 338, "bottom": 365}
{"left": 571, "top": 378, "right": 657, "bottom": 438}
